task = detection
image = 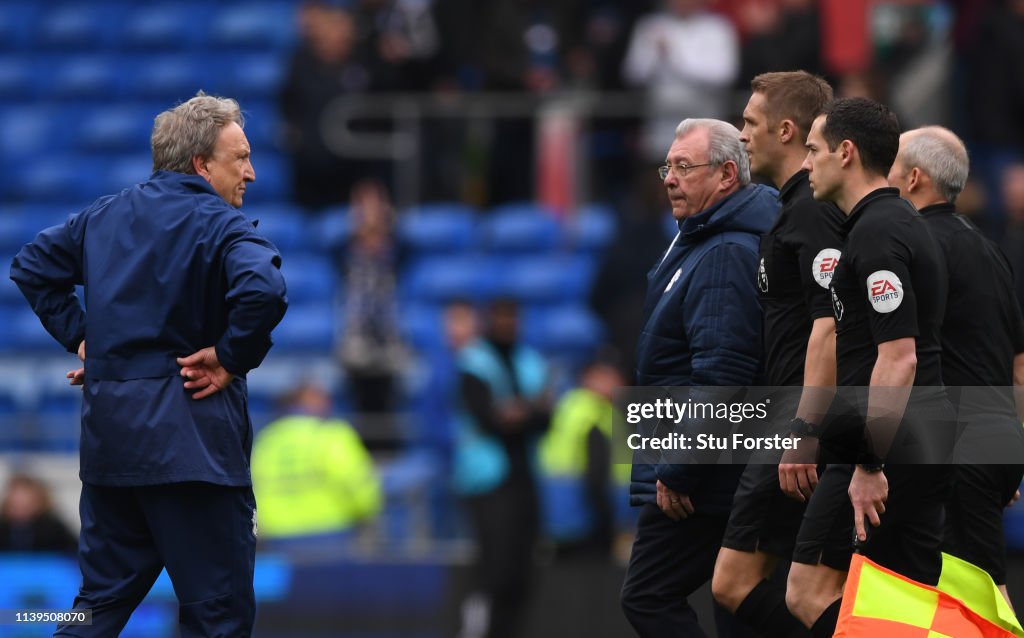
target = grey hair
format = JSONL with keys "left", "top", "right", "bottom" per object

{"left": 674, "top": 118, "right": 751, "bottom": 186}
{"left": 899, "top": 126, "right": 969, "bottom": 203}
{"left": 151, "top": 92, "right": 245, "bottom": 174}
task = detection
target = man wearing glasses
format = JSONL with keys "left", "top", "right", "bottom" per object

{"left": 620, "top": 118, "right": 779, "bottom": 636}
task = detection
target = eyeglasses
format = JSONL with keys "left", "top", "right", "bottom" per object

{"left": 658, "top": 162, "right": 717, "bottom": 180}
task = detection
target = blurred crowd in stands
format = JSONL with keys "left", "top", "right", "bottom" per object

{"left": 278, "top": 0, "right": 1024, "bottom": 341}
{"left": 280, "top": 0, "right": 1021, "bottom": 224}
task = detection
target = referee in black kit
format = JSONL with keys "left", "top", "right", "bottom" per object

{"left": 711, "top": 71, "right": 841, "bottom": 638}
{"left": 888, "top": 125, "right": 1024, "bottom": 607}
{"left": 784, "top": 98, "right": 956, "bottom": 637}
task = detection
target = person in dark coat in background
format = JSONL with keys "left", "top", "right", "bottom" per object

{"left": 280, "top": 1, "right": 389, "bottom": 210}
{"left": 10, "top": 92, "right": 287, "bottom": 638}
{"left": 336, "top": 179, "right": 408, "bottom": 427}
{"left": 453, "top": 299, "right": 552, "bottom": 638}
{"left": 0, "top": 473, "right": 77, "bottom": 554}
{"left": 619, "top": 117, "right": 777, "bottom": 637}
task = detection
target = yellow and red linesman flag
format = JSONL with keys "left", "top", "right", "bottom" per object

{"left": 835, "top": 553, "right": 1024, "bottom": 638}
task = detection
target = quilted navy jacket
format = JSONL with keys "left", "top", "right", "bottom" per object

{"left": 631, "top": 183, "right": 777, "bottom": 513}
{"left": 10, "top": 171, "right": 288, "bottom": 486}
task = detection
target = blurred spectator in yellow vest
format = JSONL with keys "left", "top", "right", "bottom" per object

{"left": 538, "top": 361, "right": 630, "bottom": 558}
{"left": 251, "top": 383, "right": 382, "bottom": 542}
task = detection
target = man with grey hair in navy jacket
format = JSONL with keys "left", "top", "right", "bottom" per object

{"left": 11, "top": 92, "right": 287, "bottom": 638}
{"left": 620, "top": 117, "right": 778, "bottom": 636}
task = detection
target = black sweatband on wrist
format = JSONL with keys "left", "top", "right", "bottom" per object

{"left": 789, "top": 417, "right": 818, "bottom": 438}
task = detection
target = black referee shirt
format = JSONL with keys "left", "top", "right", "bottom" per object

{"left": 920, "top": 203, "right": 1024, "bottom": 387}
{"left": 828, "top": 188, "right": 946, "bottom": 387}
{"left": 758, "top": 170, "right": 846, "bottom": 386}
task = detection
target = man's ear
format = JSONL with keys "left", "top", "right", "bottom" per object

{"left": 192, "top": 155, "right": 209, "bottom": 179}
{"left": 720, "top": 159, "right": 739, "bottom": 190}
{"left": 839, "top": 140, "right": 855, "bottom": 168}
{"left": 907, "top": 167, "right": 923, "bottom": 193}
{"left": 779, "top": 119, "right": 796, "bottom": 145}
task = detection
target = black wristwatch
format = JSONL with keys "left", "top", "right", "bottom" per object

{"left": 789, "top": 417, "right": 818, "bottom": 439}
{"left": 855, "top": 451, "right": 885, "bottom": 473}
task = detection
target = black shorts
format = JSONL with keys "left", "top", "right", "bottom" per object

{"left": 722, "top": 393, "right": 860, "bottom": 557}
{"left": 792, "top": 463, "right": 952, "bottom": 585}
{"left": 721, "top": 460, "right": 809, "bottom": 556}
{"left": 944, "top": 463, "right": 1024, "bottom": 585}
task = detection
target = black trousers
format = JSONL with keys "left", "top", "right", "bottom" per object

{"left": 55, "top": 482, "right": 257, "bottom": 638}
{"left": 463, "top": 479, "right": 539, "bottom": 638}
{"left": 945, "top": 463, "right": 1024, "bottom": 584}
{"left": 621, "top": 503, "right": 759, "bottom": 638}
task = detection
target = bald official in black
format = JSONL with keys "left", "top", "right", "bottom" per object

{"left": 889, "top": 125, "right": 1024, "bottom": 606}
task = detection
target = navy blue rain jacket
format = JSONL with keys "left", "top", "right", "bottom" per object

{"left": 10, "top": 170, "right": 288, "bottom": 486}
{"left": 631, "top": 184, "right": 777, "bottom": 513}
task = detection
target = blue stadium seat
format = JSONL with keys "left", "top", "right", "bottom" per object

{"left": 23, "top": 204, "right": 73, "bottom": 229}
{"left": 481, "top": 202, "right": 563, "bottom": 253}
{"left": 14, "top": 156, "right": 105, "bottom": 204}
{"left": 103, "top": 154, "right": 154, "bottom": 194}
{"left": 208, "top": 4, "right": 297, "bottom": 51}
{"left": 242, "top": 102, "right": 282, "bottom": 152}
{"left": 271, "top": 303, "right": 335, "bottom": 353}
{"left": 122, "top": 4, "right": 212, "bottom": 51}
{"left": 0, "top": 211, "right": 46, "bottom": 256}
{"left": 248, "top": 205, "right": 310, "bottom": 253}
{"left": 248, "top": 153, "right": 290, "bottom": 203}
{"left": 47, "top": 56, "right": 124, "bottom": 100}
{"left": 377, "top": 450, "right": 443, "bottom": 544}
{"left": 0, "top": 106, "right": 62, "bottom": 160}
{"left": 220, "top": 54, "right": 287, "bottom": 99}
{"left": 397, "top": 303, "right": 446, "bottom": 354}
{"left": 0, "top": 384, "right": 18, "bottom": 417}
{"left": 10, "top": 306, "right": 57, "bottom": 351}
{"left": 37, "top": 384, "right": 82, "bottom": 416}
{"left": 313, "top": 207, "right": 352, "bottom": 252}
{"left": 523, "top": 304, "right": 605, "bottom": 360}
{"left": 76, "top": 106, "right": 155, "bottom": 153}
{"left": 36, "top": 5, "right": 121, "bottom": 51}
{"left": 0, "top": 205, "right": 70, "bottom": 245}
{"left": 0, "top": 277, "right": 24, "bottom": 307}
{"left": 399, "top": 204, "right": 478, "bottom": 255}
{"left": 34, "top": 410, "right": 81, "bottom": 452}
{"left": 402, "top": 256, "right": 488, "bottom": 303}
{"left": 35, "top": 376, "right": 83, "bottom": 452}
{"left": 494, "top": 255, "right": 596, "bottom": 304}
{"left": 0, "top": 306, "right": 21, "bottom": 351}
{"left": 0, "top": 55, "right": 38, "bottom": 101}
{"left": 566, "top": 203, "right": 618, "bottom": 252}
{"left": 133, "top": 55, "right": 213, "bottom": 102}
{"left": 279, "top": 255, "right": 336, "bottom": 304}
{"left": 0, "top": 5, "right": 39, "bottom": 52}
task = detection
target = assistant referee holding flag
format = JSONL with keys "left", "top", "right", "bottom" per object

{"left": 786, "top": 98, "right": 955, "bottom": 637}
